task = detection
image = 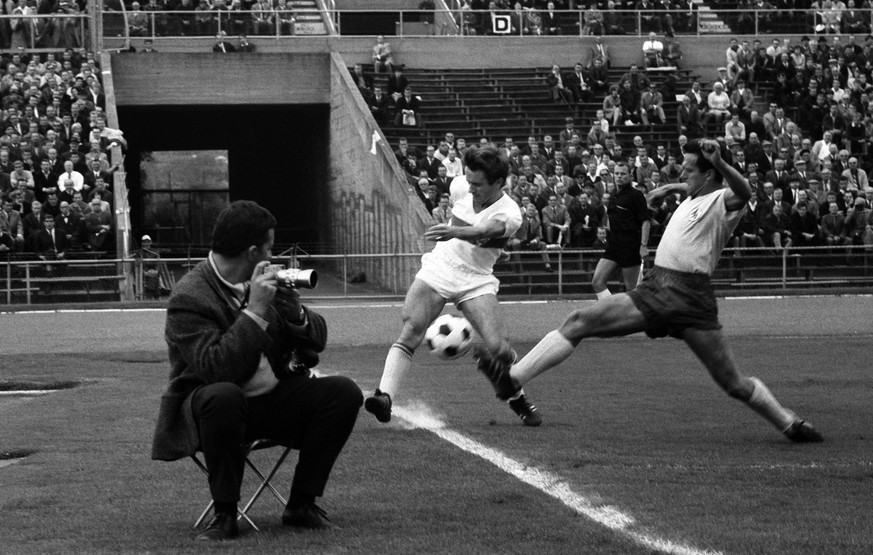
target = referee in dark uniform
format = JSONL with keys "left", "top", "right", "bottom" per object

{"left": 592, "top": 161, "right": 651, "bottom": 298}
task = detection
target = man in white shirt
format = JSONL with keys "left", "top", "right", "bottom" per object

{"left": 642, "top": 32, "right": 664, "bottom": 68}
{"left": 442, "top": 148, "right": 463, "bottom": 179}
{"left": 56, "top": 160, "right": 86, "bottom": 192}
{"left": 706, "top": 82, "right": 731, "bottom": 125}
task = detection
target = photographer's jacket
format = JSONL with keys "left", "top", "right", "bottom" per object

{"left": 151, "top": 260, "right": 327, "bottom": 461}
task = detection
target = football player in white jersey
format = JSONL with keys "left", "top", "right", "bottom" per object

{"left": 365, "top": 146, "right": 542, "bottom": 426}
{"left": 478, "top": 139, "right": 823, "bottom": 442}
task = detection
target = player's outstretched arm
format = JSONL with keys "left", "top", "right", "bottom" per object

{"left": 424, "top": 218, "right": 508, "bottom": 243}
{"left": 646, "top": 182, "right": 688, "bottom": 206}
{"left": 699, "top": 139, "right": 752, "bottom": 211}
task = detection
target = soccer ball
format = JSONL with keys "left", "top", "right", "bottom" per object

{"left": 425, "top": 314, "right": 473, "bottom": 360}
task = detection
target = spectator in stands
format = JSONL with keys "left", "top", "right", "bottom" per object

{"left": 83, "top": 196, "right": 112, "bottom": 251}
{"left": 567, "top": 62, "right": 591, "bottom": 104}
{"left": 677, "top": 94, "right": 702, "bottom": 139}
{"left": 22, "top": 199, "right": 45, "bottom": 249}
{"left": 431, "top": 193, "right": 451, "bottom": 223}
{"left": 763, "top": 202, "right": 792, "bottom": 250}
{"left": 541, "top": 193, "right": 570, "bottom": 247}
{"left": 636, "top": 0, "right": 661, "bottom": 33}
{"left": 685, "top": 80, "right": 707, "bottom": 113}
{"left": 212, "top": 31, "right": 236, "bottom": 53}
{"left": 618, "top": 80, "right": 641, "bottom": 126}
{"left": 588, "top": 57, "right": 609, "bottom": 97}
{"left": 821, "top": 200, "right": 847, "bottom": 247}
{"left": 547, "top": 64, "right": 572, "bottom": 105}
{"left": 587, "top": 119, "right": 608, "bottom": 148}
{"left": 725, "top": 113, "right": 747, "bottom": 145}
{"left": 386, "top": 65, "right": 409, "bottom": 103}
{"left": 790, "top": 202, "right": 822, "bottom": 247}
{"left": 0, "top": 198, "right": 23, "bottom": 251}
{"left": 568, "top": 191, "right": 600, "bottom": 247}
{"left": 54, "top": 200, "right": 79, "bottom": 249}
{"left": 559, "top": 117, "right": 579, "bottom": 149}
{"left": 844, "top": 196, "right": 873, "bottom": 245}
{"left": 642, "top": 32, "right": 663, "bottom": 69}
{"left": 249, "top": 0, "right": 273, "bottom": 35}
{"left": 541, "top": 2, "right": 563, "bottom": 35}
{"left": 372, "top": 35, "right": 394, "bottom": 74}
{"left": 581, "top": 2, "right": 603, "bottom": 36}
{"left": 442, "top": 149, "right": 463, "bottom": 179}
{"left": 842, "top": 0, "right": 869, "bottom": 34}
{"left": 128, "top": 2, "right": 149, "bottom": 36}
{"left": 602, "top": 84, "right": 621, "bottom": 127}
{"left": 33, "top": 212, "right": 67, "bottom": 261}
{"left": 658, "top": 34, "right": 681, "bottom": 68}
{"left": 706, "top": 82, "right": 731, "bottom": 126}
{"left": 730, "top": 80, "right": 755, "bottom": 120}
{"left": 394, "top": 87, "right": 421, "bottom": 128}
{"left": 367, "top": 87, "right": 390, "bottom": 127}
{"left": 732, "top": 193, "right": 766, "bottom": 251}
{"left": 618, "top": 64, "right": 650, "bottom": 92}
{"left": 588, "top": 34, "right": 610, "bottom": 69}
{"left": 640, "top": 82, "right": 665, "bottom": 126}
{"left": 842, "top": 156, "right": 869, "bottom": 189}
{"left": 507, "top": 203, "right": 552, "bottom": 272}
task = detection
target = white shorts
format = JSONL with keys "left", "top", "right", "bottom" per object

{"left": 415, "top": 251, "right": 499, "bottom": 305}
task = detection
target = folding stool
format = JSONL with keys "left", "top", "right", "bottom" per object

{"left": 190, "top": 438, "right": 298, "bottom": 531}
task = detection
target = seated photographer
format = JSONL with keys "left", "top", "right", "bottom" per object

{"left": 152, "top": 200, "right": 363, "bottom": 542}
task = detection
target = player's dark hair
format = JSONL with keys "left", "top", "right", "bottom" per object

{"left": 464, "top": 145, "right": 509, "bottom": 186}
{"left": 682, "top": 139, "right": 724, "bottom": 183}
{"left": 211, "top": 200, "right": 277, "bottom": 256}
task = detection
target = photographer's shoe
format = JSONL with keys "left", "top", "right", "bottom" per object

{"left": 282, "top": 503, "right": 339, "bottom": 530}
{"left": 474, "top": 346, "right": 520, "bottom": 401}
{"left": 364, "top": 389, "right": 392, "bottom": 423}
{"left": 784, "top": 420, "right": 824, "bottom": 443}
{"left": 195, "top": 512, "right": 239, "bottom": 541}
{"left": 509, "top": 394, "right": 542, "bottom": 427}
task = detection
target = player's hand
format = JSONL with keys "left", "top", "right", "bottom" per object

{"left": 247, "top": 261, "right": 277, "bottom": 318}
{"left": 699, "top": 139, "right": 721, "bottom": 165}
{"left": 425, "top": 223, "right": 454, "bottom": 242}
{"left": 640, "top": 245, "right": 649, "bottom": 258}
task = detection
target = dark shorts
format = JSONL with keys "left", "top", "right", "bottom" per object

{"left": 627, "top": 265, "right": 722, "bottom": 339}
{"left": 602, "top": 231, "right": 642, "bottom": 267}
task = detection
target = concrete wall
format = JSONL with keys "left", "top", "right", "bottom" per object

{"left": 327, "top": 52, "right": 432, "bottom": 291}
{"left": 105, "top": 34, "right": 797, "bottom": 80}
{"left": 111, "top": 53, "right": 330, "bottom": 105}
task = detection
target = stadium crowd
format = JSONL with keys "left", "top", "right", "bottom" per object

{"left": 0, "top": 47, "right": 123, "bottom": 261}
{"left": 362, "top": 30, "right": 873, "bottom": 265}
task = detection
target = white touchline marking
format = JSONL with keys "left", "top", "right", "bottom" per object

{"left": 393, "top": 404, "right": 723, "bottom": 555}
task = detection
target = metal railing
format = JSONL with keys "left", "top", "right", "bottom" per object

{"left": 4, "top": 245, "right": 868, "bottom": 306}
{"left": 99, "top": 8, "right": 873, "bottom": 39}
{"left": 0, "top": 13, "right": 90, "bottom": 51}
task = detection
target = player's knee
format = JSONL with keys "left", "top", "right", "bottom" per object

{"left": 559, "top": 309, "right": 590, "bottom": 340}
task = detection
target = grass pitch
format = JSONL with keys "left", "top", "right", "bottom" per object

{"left": 0, "top": 299, "right": 871, "bottom": 554}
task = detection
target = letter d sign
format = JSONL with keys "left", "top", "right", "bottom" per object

{"left": 493, "top": 14, "right": 510, "bottom": 34}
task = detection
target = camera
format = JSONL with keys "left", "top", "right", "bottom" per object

{"left": 266, "top": 265, "right": 318, "bottom": 289}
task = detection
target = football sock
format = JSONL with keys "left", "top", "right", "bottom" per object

{"left": 510, "top": 330, "right": 576, "bottom": 386}
{"left": 745, "top": 377, "right": 796, "bottom": 431}
{"left": 378, "top": 343, "right": 413, "bottom": 399}
{"left": 595, "top": 289, "right": 612, "bottom": 300}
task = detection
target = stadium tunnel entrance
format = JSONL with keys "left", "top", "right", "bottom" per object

{"left": 117, "top": 104, "right": 330, "bottom": 254}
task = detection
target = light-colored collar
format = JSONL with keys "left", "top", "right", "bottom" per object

{"left": 208, "top": 251, "right": 246, "bottom": 299}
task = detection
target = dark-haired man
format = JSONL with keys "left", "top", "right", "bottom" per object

{"left": 591, "top": 161, "right": 650, "bottom": 298}
{"left": 478, "top": 139, "right": 823, "bottom": 443}
{"left": 152, "top": 200, "right": 362, "bottom": 541}
{"left": 365, "top": 146, "right": 541, "bottom": 427}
